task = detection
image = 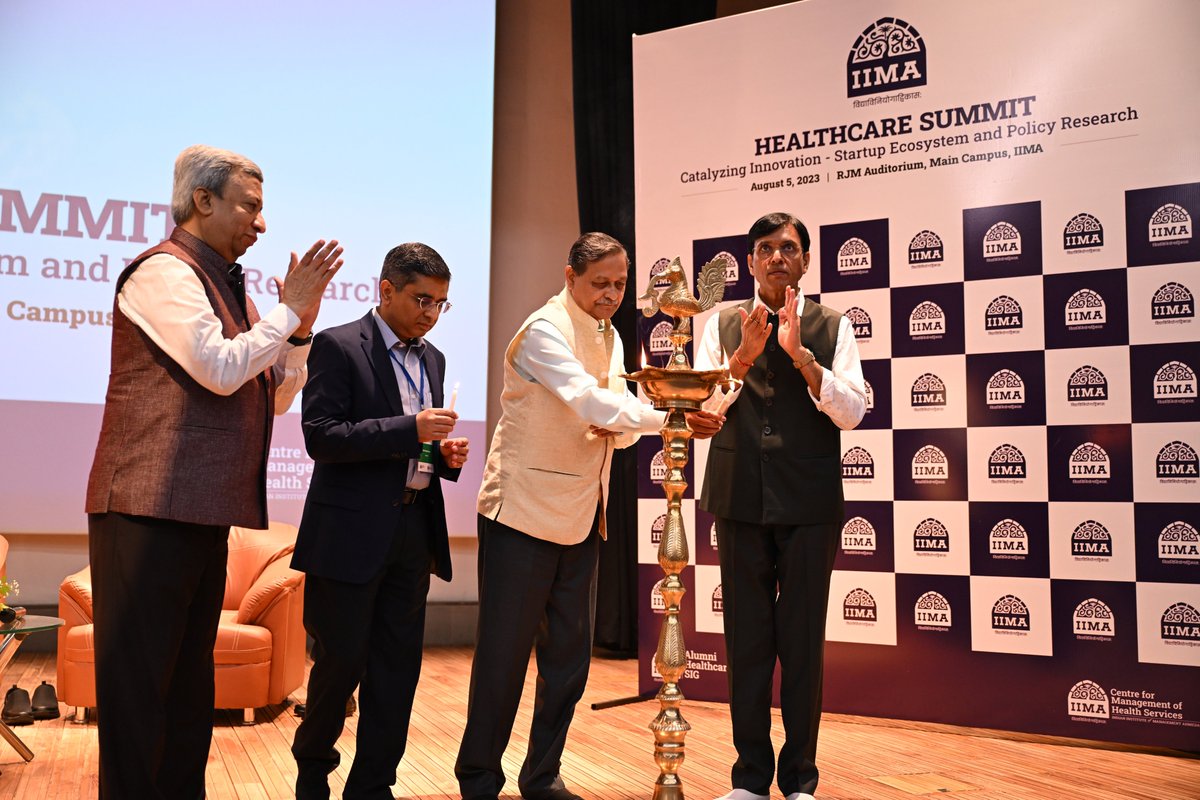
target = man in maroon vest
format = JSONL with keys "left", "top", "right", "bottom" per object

{"left": 85, "top": 144, "right": 343, "bottom": 799}
{"left": 693, "top": 212, "right": 867, "bottom": 800}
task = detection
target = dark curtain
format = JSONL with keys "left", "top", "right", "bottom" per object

{"left": 572, "top": 1, "right": 718, "bottom": 656}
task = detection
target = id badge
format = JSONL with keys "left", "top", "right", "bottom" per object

{"left": 418, "top": 441, "right": 435, "bottom": 473}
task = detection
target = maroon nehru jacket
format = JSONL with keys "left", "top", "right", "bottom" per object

{"left": 86, "top": 227, "right": 276, "bottom": 529}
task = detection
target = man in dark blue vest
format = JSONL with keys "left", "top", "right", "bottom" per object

{"left": 692, "top": 212, "right": 867, "bottom": 800}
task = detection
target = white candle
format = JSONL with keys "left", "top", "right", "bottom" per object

{"left": 715, "top": 378, "right": 742, "bottom": 415}
{"left": 449, "top": 381, "right": 460, "bottom": 412}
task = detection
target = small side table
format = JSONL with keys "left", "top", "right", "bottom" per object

{"left": 0, "top": 615, "right": 65, "bottom": 762}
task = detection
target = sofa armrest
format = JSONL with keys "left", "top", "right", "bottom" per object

{"left": 59, "top": 566, "right": 94, "bottom": 624}
{"left": 237, "top": 557, "right": 303, "bottom": 625}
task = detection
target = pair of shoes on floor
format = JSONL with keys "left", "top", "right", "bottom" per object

{"left": 3, "top": 682, "right": 60, "bottom": 725}
{"left": 715, "top": 790, "right": 815, "bottom": 800}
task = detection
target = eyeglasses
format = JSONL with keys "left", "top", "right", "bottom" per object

{"left": 407, "top": 291, "right": 452, "bottom": 314}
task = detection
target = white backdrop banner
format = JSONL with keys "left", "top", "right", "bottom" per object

{"left": 633, "top": 0, "right": 1199, "bottom": 749}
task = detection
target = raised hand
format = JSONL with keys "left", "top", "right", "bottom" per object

{"left": 732, "top": 303, "right": 772, "bottom": 377}
{"left": 777, "top": 286, "right": 803, "bottom": 361}
{"left": 273, "top": 239, "right": 344, "bottom": 335}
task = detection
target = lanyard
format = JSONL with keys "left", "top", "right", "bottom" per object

{"left": 388, "top": 347, "right": 426, "bottom": 410}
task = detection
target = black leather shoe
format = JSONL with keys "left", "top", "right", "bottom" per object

{"left": 2, "top": 685, "right": 33, "bottom": 726}
{"left": 31, "top": 681, "right": 60, "bottom": 720}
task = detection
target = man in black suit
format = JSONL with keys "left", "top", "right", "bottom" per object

{"left": 290, "top": 242, "right": 469, "bottom": 800}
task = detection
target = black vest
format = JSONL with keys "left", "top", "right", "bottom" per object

{"left": 699, "top": 297, "right": 845, "bottom": 525}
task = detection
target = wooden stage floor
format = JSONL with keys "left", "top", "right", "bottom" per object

{"left": 1, "top": 648, "right": 1196, "bottom": 799}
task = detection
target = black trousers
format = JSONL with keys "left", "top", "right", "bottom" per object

{"left": 292, "top": 497, "right": 434, "bottom": 800}
{"left": 455, "top": 513, "right": 599, "bottom": 800}
{"left": 716, "top": 518, "right": 840, "bottom": 798}
{"left": 88, "top": 511, "right": 229, "bottom": 800}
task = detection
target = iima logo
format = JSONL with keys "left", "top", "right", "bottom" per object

{"left": 842, "top": 446, "right": 875, "bottom": 481}
{"left": 908, "top": 229, "right": 944, "bottom": 267}
{"left": 1074, "top": 598, "right": 1115, "bottom": 639}
{"left": 649, "top": 321, "right": 674, "bottom": 357}
{"left": 909, "top": 300, "right": 946, "bottom": 339}
{"left": 651, "top": 513, "right": 667, "bottom": 546}
{"left": 988, "top": 443, "right": 1027, "bottom": 482}
{"left": 989, "top": 518, "right": 1029, "bottom": 557}
{"left": 1065, "top": 288, "right": 1107, "bottom": 329}
{"left": 986, "top": 368, "right": 1026, "bottom": 409}
{"left": 649, "top": 257, "right": 672, "bottom": 289}
{"left": 1152, "top": 281, "right": 1195, "bottom": 322}
{"left": 846, "top": 306, "right": 873, "bottom": 340}
{"left": 711, "top": 584, "right": 724, "bottom": 614}
{"left": 1153, "top": 360, "right": 1197, "bottom": 403}
{"left": 1156, "top": 440, "right": 1199, "bottom": 482}
{"left": 1069, "top": 442, "right": 1111, "bottom": 484}
{"left": 864, "top": 379, "right": 875, "bottom": 412}
{"left": 650, "top": 578, "right": 666, "bottom": 614}
{"left": 914, "top": 590, "right": 952, "bottom": 629}
{"left": 913, "top": 517, "right": 950, "bottom": 553}
{"left": 911, "top": 444, "right": 949, "bottom": 483}
{"left": 985, "top": 295, "right": 1023, "bottom": 332}
{"left": 1148, "top": 202, "right": 1193, "bottom": 246}
{"left": 1064, "top": 212, "right": 1104, "bottom": 252}
{"left": 837, "top": 237, "right": 872, "bottom": 275}
{"left": 710, "top": 520, "right": 718, "bottom": 550}
{"left": 1072, "top": 520, "right": 1113, "bottom": 559}
{"left": 1067, "top": 365, "right": 1109, "bottom": 404}
{"left": 991, "top": 593, "right": 1031, "bottom": 632}
{"left": 983, "top": 221, "right": 1022, "bottom": 261}
{"left": 1068, "top": 679, "right": 1110, "bottom": 720}
{"left": 842, "top": 587, "right": 878, "bottom": 623}
{"left": 910, "top": 372, "right": 947, "bottom": 409}
{"left": 1160, "top": 602, "right": 1200, "bottom": 644}
{"left": 712, "top": 251, "right": 739, "bottom": 284}
{"left": 846, "top": 17, "right": 927, "bottom": 98}
{"left": 841, "top": 515, "right": 877, "bottom": 554}
{"left": 1158, "top": 520, "right": 1200, "bottom": 563}
{"left": 650, "top": 451, "right": 667, "bottom": 483}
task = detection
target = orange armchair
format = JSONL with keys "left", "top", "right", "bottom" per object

{"left": 56, "top": 522, "right": 307, "bottom": 724}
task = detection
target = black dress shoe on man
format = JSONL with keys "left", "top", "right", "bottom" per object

{"left": 2, "top": 685, "right": 33, "bottom": 726}
{"left": 31, "top": 681, "right": 60, "bottom": 720}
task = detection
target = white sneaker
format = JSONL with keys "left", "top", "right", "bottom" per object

{"left": 784, "top": 793, "right": 816, "bottom": 800}
{"left": 715, "top": 790, "right": 769, "bottom": 800}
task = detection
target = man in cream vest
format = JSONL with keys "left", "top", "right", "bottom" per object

{"left": 457, "top": 233, "right": 721, "bottom": 800}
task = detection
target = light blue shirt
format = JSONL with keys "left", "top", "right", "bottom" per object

{"left": 373, "top": 308, "right": 432, "bottom": 489}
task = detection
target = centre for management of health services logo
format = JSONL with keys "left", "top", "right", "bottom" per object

{"left": 847, "top": 17, "right": 927, "bottom": 98}
{"left": 1068, "top": 680, "right": 1110, "bottom": 720}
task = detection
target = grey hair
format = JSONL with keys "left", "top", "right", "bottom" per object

{"left": 567, "top": 232, "right": 628, "bottom": 275}
{"left": 171, "top": 145, "right": 263, "bottom": 225}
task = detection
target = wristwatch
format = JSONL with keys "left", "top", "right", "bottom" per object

{"left": 792, "top": 348, "right": 816, "bottom": 369}
{"left": 287, "top": 331, "right": 314, "bottom": 346}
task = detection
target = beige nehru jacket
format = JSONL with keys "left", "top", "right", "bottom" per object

{"left": 477, "top": 288, "right": 630, "bottom": 544}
